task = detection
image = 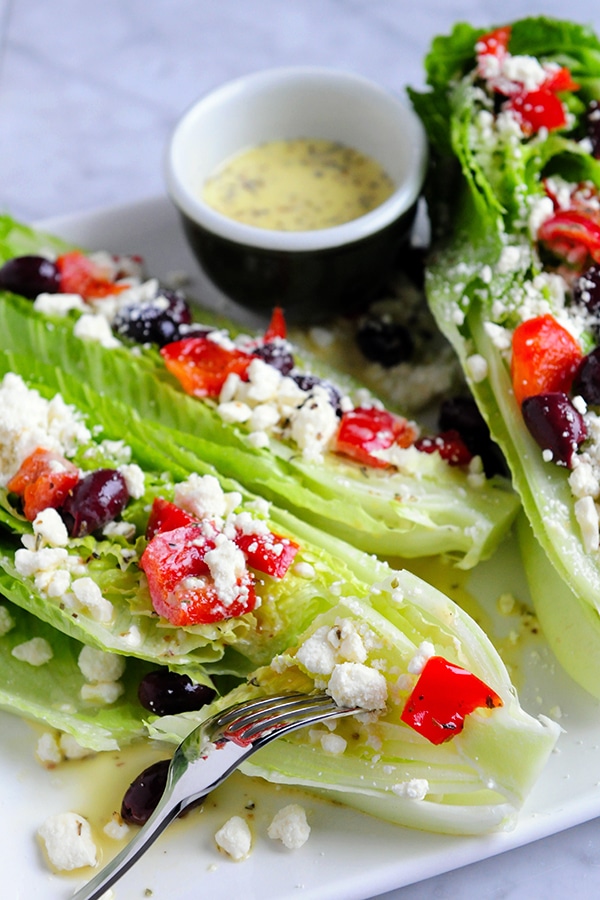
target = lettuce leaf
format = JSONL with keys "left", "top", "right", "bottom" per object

{"left": 149, "top": 571, "right": 560, "bottom": 836}
{"left": 0, "top": 216, "right": 520, "bottom": 569}
{"left": 410, "top": 16, "right": 600, "bottom": 696}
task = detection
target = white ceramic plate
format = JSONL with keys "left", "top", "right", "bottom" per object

{"left": 3, "top": 196, "right": 600, "bottom": 900}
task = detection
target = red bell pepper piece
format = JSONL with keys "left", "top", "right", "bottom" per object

{"left": 56, "top": 251, "right": 128, "bottom": 300}
{"left": 7, "top": 448, "right": 80, "bottom": 521}
{"left": 140, "top": 523, "right": 256, "bottom": 625}
{"left": 160, "top": 336, "right": 252, "bottom": 398}
{"left": 401, "top": 655, "right": 503, "bottom": 745}
{"left": 511, "top": 314, "right": 583, "bottom": 406}
{"left": 335, "top": 407, "right": 417, "bottom": 468}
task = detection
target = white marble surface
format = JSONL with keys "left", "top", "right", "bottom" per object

{"left": 2, "top": 1, "right": 600, "bottom": 898}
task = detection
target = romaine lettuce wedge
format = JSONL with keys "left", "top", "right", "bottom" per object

{"left": 409, "top": 17, "right": 600, "bottom": 696}
{"left": 0, "top": 216, "right": 519, "bottom": 569}
{"left": 149, "top": 570, "right": 560, "bottom": 836}
{"left": 0, "top": 599, "right": 161, "bottom": 751}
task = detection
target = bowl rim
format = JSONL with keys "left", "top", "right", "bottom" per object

{"left": 164, "top": 65, "right": 428, "bottom": 253}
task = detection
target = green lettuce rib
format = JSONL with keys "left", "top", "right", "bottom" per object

{"left": 410, "top": 16, "right": 600, "bottom": 696}
{"left": 0, "top": 216, "right": 519, "bottom": 568}
{"left": 149, "top": 571, "right": 560, "bottom": 836}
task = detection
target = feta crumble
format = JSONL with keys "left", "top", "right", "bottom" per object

{"left": 267, "top": 804, "right": 311, "bottom": 849}
{"left": 38, "top": 812, "right": 97, "bottom": 871}
{"left": 214, "top": 815, "right": 252, "bottom": 860}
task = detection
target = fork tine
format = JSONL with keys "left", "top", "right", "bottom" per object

{"left": 218, "top": 692, "right": 354, "bottom": 743}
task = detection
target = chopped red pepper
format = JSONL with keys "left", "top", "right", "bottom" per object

{"left": 401, "top": 655, "right": 503, "bottom": 745}
{"left": 263, "top": 306, "right": 287, "bottom": 342}
{"left": 235, "top": 530, "right": 299, "bottom": 579}
{"left": 145, "top": 496, "right": 198, "bottom": 539}
{"left": 507, "top": 87, "right": 569, "bottom": 134}
{"left": 335, "top": 407, "right": 417, "bottom": 468}
{"left": 511, "top": 314, "right": 583, "bottom": 406}
{"left": 56, "top": 251, "right": 128, "bottom": 300}
{"left": 475, "top": 26, "right": 511, "bottom": 71}
{"left": 160, "top": 336, "right": 252, "bottom": 398}
{"left": 140, "top": 523, "right": 257, "bottom": 625}
{"left": 7, "top": 448, "right": 80, "bottom": 521}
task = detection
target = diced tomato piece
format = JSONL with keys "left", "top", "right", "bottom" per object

{"left": 140, "top": 524, "right": 256, "bottom": 625}
{"left": 475, "top": 26, "right": 511, "bottom": 65}
{"left": 538, "top": 210, "right": 600, "bottom": 266}
{"left": 400, "top": 655, "right": 503, "bottom": 745}
{"left": 414, "top": 429, "right": 473, "bottom": 466}
{"left": 160, "top": 336, "right": 252, "bottom": 399}
{"left": 235, "top": 529, "right": 299, "bottom": 579}
{"left": 507, "top": 87, "right": 568, "bottom": 134}
{"left": 511, "top": 314, "right": 583, "bottom": 406}
{"left": 145, "top": 496, "right": 198, "bottom": 539}
{"left": 542, "top": 65, "right": 579, "bottom": 94}
{"left": 56, "top": 251, "right": 127, "bottom": 299}
{"left": 7, "top": 448, "right": 80, "bottom": 521}
{"left": 263, "top": 306, "right": 287, "bottom": 342}
{"left": 335, "top": 407, "right": 417, "bottom": 468}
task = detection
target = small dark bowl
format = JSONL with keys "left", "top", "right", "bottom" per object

{"left": 165, "top": 67, "right": 427, "bottom": 324}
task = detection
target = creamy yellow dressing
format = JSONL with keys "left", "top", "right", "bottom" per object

{"left": 202, "top": 138, "right": 395, "bottom": 231}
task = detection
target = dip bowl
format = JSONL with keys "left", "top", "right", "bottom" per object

{"left": 164, "top": 67, "right": 427, "bottom": 323}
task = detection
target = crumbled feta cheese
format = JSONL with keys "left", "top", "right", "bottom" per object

{"left": 33, "top": 292, "right": 87, "bottom": 316}
{"left": 12, "top": 636, "right": 53, "bottom": 666}
{"left": 32, "top": 507, "right": 70, "bottom": 547}
{"left": 0, "top": 373, "right": 91, "bottom": 486}
{"left": 267, "top": 804, "right": 311, "bottom": 849}
{"left": 38, "top": 812, "right": 97, "bottom": 871}
{"left": 36, "top": 732, "right": 63, "bottom": 767}
{"left": 73, "top": 313, "right": 122, "bottom": 348}
{"left": 78, "top": 645, "right": 126, "bottom": 683}
{"left": 320, "top": 732, "right": 347, "bottom": 755}
{"left": 295, "top": 626, "right": 337, "bottom": 675}
{"left": 289, "top": 390, "right": 339, "bottom": 461}
{"left": 174, "top": 473, "right": 227, "bottom": 519}
{"left": 214, "top": 815, "right": 252, "bottom": 860}
{"left": 71, "top": 577, "right": 114, "bottom": 622}
{"left": 103, "top": 812, "right": 130, "bottom": 841}
{"left": 118, "top": 463, "right": 145, "bottom": 499}
{"left": 59, "top": 733, "right": 95, "bottom": 760}
{"left": 407, "top": 641, "right": 435, "bottom": 675}
{"left": 327, "top": 662, "right": 387, "bottom": 710}
{"left": 392, "top": 778, "right": 429, "bottom": 800}
{"left": 465, "top": 354, "right": 488, "bottom": 383}
{"left": 204, "top": 535, "right": 248, "bottom": 607}
{"left": 80, "top": 681, "right": 125, "bottom": 705}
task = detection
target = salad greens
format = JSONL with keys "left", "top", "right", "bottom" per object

{"left": 0, "top": 350, "right": 560, "bottom": 832}
{"left": 0, "top": 215, "right": 519, "bottom": 570}
{"left": 409, "top": 16, "right": 600, "bottom": 697}
{"left": 149, "top": 571, "right": 560, "bottom": 835}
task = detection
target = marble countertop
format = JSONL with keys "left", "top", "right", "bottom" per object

{"left": 2, "top": 1, "right": 600, "bottom": 898}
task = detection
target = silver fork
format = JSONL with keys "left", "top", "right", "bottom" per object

{"left": 71, "top": 691, "right": 359, "bottom": 900}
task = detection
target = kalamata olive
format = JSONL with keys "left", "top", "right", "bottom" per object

{"left": 113, "top": 288, "right": 192, "bottom": 346}
{"left": 586, "top": 100, "right": 600, "bottom": 159}
{"left": 521, "top": 392, "right": 587, "bottom": 467}
{"left": 138, "top": 670, "right": 217, "bottom": 716}
{"left": 253, "top": 340, "right": 295, "bottom": 375}
{"left": 572, "top": 264, "right": 600, "bottom": 321}
{"left": 121, "top": 759, "right": 170, "bottom": 825}
{"left": 572, "top": 346, "right": 600, "bottom": 405}
{"left": 59, "top": 468, "right": 130, "bottom": 537}
{"left": 291, "top": 373, "right": 343, "bottom": 416}
{"left": 0, "top": 255, "right": 60, "bottom": 298}
{"left": 439, "top": 395, "right": 508, "bottom": 477}
{"left": 356, "top": 314, "right": 414, "bottom": 367}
